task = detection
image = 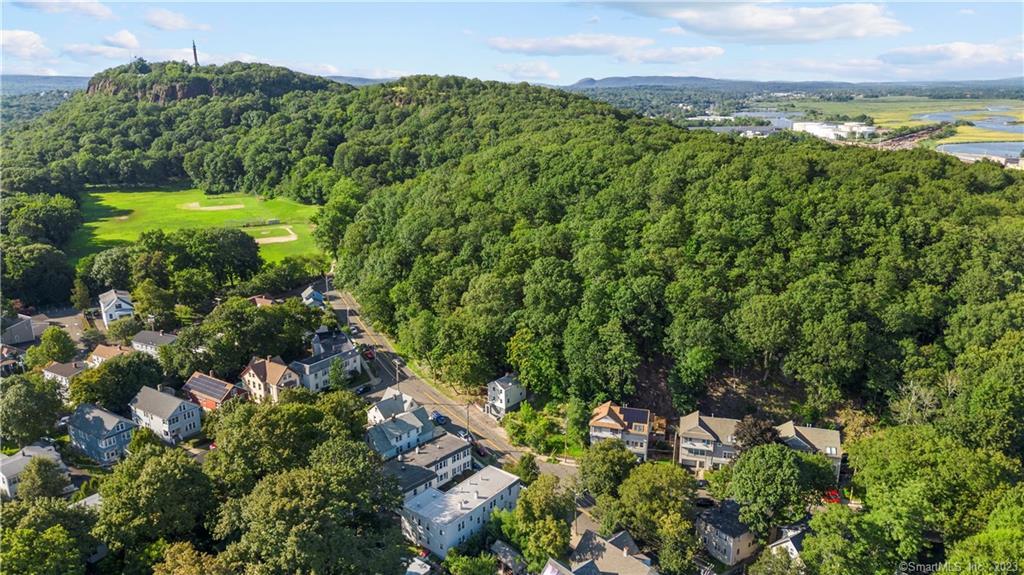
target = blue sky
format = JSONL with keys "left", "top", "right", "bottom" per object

{"left": 2, "top": 1, "right": 1022, "bottom": 83}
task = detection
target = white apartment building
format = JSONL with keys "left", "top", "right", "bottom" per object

{"left": 383, "top": 433, "right": 474, "bottom": 500}
{"left": 129, "top": 386, "right": 202, "bottom": 444}
{"left": 486, "top": 374, "right": 526, "bottom": 418}
{"left": 401, "top": 465, "right": 521, "bottom": 558}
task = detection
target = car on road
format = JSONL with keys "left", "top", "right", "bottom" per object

{"left": 694, "top": 497, "right": 715, "bottom": 508}
{"left": 362, "top": 349, "right": 375, "bottom": 360}
{"left": 474, "top": 444, "right": 489, "bottom": 457}
{"left": 823, "top": 489, "right": 841, "bottom": 504}
{"left": 354, "top": 384, "right": 372, "bottom": 395}
{"left": 456, "top": 429, "right": 473, "bottom": 442}
{"left": 430, "top": 411, "right": 450, "bottom": 425}
{"left": 696, "top": 479, "right": 709, "bottom": 489}
{"left": 350, "top": 325, "right": 360, "bottom": 334}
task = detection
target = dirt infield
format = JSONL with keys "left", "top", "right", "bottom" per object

{"left": 180, "top": 201, "right": 246, "bottom": 211}
{"left": 253, "top": 225, "right": 298, "bottom": 244}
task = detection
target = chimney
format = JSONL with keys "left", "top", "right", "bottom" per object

{"left": 623, "top": 546, "right": 630, "bottom": 558}
{"left": 474, "top": 490, "right": 480, "bottom": 499}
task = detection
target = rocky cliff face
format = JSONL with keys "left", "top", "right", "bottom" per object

{"left": 86, "top": 77, "right": 214, "bottom": 104}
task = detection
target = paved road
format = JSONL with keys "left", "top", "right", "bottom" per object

{"left": 328, "top": 289, "right": 577, "bottom": 482}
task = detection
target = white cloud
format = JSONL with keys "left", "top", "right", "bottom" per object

{"left": 488, "top": 33, "right": 654, "bottom": 56}
{"left": 625, "top": 3, "right": 910, "bottom": 43}
{"left": 659, "top": 26, "right": 686, "bottom": 36}
{"left": 880, "top": 41, "right": 1015, "bottom": 67}
{"left": 13, "top": 1, "right": 114, "bottom": 20}
{"left": 63, "top": 42, "right": 126, "bottom": 59}
{"left": 959, "top": 8, "right": 975, "bottom": 15}
{"left": 496, "top": 61, "right": 561, "bottom": 81}
{"left": 621, "top": 46, "right": 724, "bottom": 64}
{"left": 144, "top": 8, "right": 211, "bottom": 31}
{"left": 103, "top": 29, "right": 138, "bottom": 50}
{"left": 1, "top": 29, "right": 52, "bottom": 59}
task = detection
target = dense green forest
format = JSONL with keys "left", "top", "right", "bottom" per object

{"left": 4, "top": 60, "right": 1023, "bottom": 417}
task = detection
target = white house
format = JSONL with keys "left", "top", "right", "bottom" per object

{"left": 696, "top": 500, "right": 759, "bottom": 566}
{"left": 768, "top": 526, "right": 808, "bottom": 568}
{"left": 86, "top": 344, "right": 131, "bottom": 368}
{"left": 486, "top": 374, "right": 525, "bottom": 418}
{"left": 383, "top": 433, "right": 474, "bottom": 501}
{"left": 241, "top": 356, "right": 300, "bottom": 403}
{"left": 368, "top": 386, "right": 420, "bottom": 425}
{"left": 42, "top": 360, "right": 88, "bottom": 401}
{"left": 98, "top": 289, "right": 134, "bottom": 328}
{"left": 0, "top": 444, "right": 70, "bottom": 499}
{"left": 129, "top": 386, "right": 201, "bottom": 444}
{"left": 301, "top": 286, "right": 325, "bottom": 309}
{"left": 401, "top": 465, "right": 521, "bottom": 558}
{"left": 367, "top": 406, "right": 441, "bottom": 460}
{"left": 131, "top": 330, "right": 178, "bottom": 358}
{"left": 289, "top": 345, "right": 363, "bottom": 393}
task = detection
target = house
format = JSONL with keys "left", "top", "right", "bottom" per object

{"left": 241, "top": 356, "right": 300, "bottom": 403}
{"left": 368, "top": 386, "right": 421, "bottom": 425}
{"left": 677, "top": 411, "right": 844, "bottom": 479}
{"left": 248, "top": 294, "right": 279, "bottom": 307}
{"left": 42, "top": 360, "right": 88, "bottom": 400}
{"left": 491, "top": 540, "right": 527, "bottom": 575}
{"left": 69, "top": 404, "right": 136, "bottom": 465}
{"left": 289, "top": 345, "right": 363, "bottom": 394}
{"left": 486, "top": 374, "right": 526, "bottom": 418}
{"left": 0, "top": 314, "right": 34, "bottom": 345}
{"left": 301, "top": 286, "right": 325, "bottom": 309}
{"left": 0, "top": 444, "right": 70, "bottom": 499}
{"left": 0, "top": 344, "right": 26, "bottom": 377}
{"left": 183, "top": 371, "right": 247, "bottom": 411}
{"left": 129, "top": 386, "right": 202, "bottom": 444}
{"left": 86, "top": 344, "right": 131, "bottom": 368}
{"left": 776, "top": 421, "right": 843, "bottom": 480}
{"left": 131, "top": 330, "right": 178, "bottom": 357}
{"left": 767, "top": 526, "right": 808, "bottom": 568}
{"left": 676, "top": 411, "right": 740, "bottom": 471}
{"left": 383, "top": 433, "right": 474, "bottom": 500}
{"left": 367, "top": 406, "right": 441, "bottom": 460}
{"left": 72, "top": 493, "right": 109, "bottom": 563}
{"left": 401, "top": 465, "right": 521, "bottom": 559}
{"left": 589, "top": 401, "right": 652, "bottom": 460}
{"left": 98, "top": 289, "right": 134, "bottom": 328}
{"left": 696, "top": 500, "right": 759, "bottom": 566}
{"left": 310, "top": 324, "right": 353, "bottom": 356}
{"left": 541, "top": 530, "right": 657, "bottom": 575}
{"left": 405, "top": 558, "right": 432, "bottom": 575}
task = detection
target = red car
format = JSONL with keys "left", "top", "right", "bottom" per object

{"left": 362, "top": 349, "right": 375, "bottom": 360}
{"left": 823, "top": 489, "right": 841, "bottom": 504}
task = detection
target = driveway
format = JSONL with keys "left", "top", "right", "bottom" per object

{"left": 32, "top": 307, "right": 87, "bottom": 344}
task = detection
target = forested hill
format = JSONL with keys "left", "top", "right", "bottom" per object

{"left": 4, "top": 61, "right": 1024, "bottom": 426}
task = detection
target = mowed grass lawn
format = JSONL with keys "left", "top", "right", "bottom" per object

{"left": 65, "top": 187, "right": 321, "bottom": 263}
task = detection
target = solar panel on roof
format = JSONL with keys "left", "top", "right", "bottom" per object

{"left": 184, "top": 373, "right": 233, "bottom": 399}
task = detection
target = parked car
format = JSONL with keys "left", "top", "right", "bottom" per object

{"left": 362, "top": 349, "right": 375, "bottom": 360}
{"left": 474, "top": 444, "right": 489, "bottom": 457}
{"left": 694, "top": 497, "right": 715, "bottom": 508}
{"left": 823, "top": 489, "right": 841, "bottom": 504}
{"left": 696, "top": 479, "right": 709, "bottom": 489}
{"left": 354, "top": 384, "right": 372, "bottom": 395}
{"left": 350, "top": 325, "right": 360, "bottom": 334}
{"left": 456, "top": 429, "right": 473, "bottom": 442}
{"left": 431, "top": 411, "right": 450, "bottom": 425}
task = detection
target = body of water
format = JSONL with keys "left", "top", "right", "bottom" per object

{"left": 912, "top": 109, "right": 1024, "bottom": 134}
{"left": 937, "top": 141, "right": 1024, "bottom": 159}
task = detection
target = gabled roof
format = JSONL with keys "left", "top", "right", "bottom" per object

{"left": 131, "top": 330, "right": 178, "bottom": 347}
{"left": 130, "top": 386, "right": 191, "bottom": 420}
{"left": 699, "top": 499, "right": 752, "bottom": 538}
{"left": 302, "top": 286, "right": 323, "bottom": 299}
{"left": 243, "top": 356, "right": 296, "bottom": 386}
{"left": 69, "top": 403, "right": 135, "bottom": 438}
{"left": 382, "top": 433, "right": 472, "bottom": 491}
{"left": 678, "top": 411, "right": 739, "bottom": 444}
{"left": 0, "top": 314, "right": 30, "bottom": 331}
{"left": 0, "top": 444, "right": 64, "bottom": 479}
{"left": 183, "top": 372, "right": 238, "bottom": 402}
{"left": 590, "top": 401, "right": 650, "bottom": 431}
{"left": 776, "top": 421, "right": 842, "bottom": 457}
{"left": 370, "top": 387, "right": 420, "bottom": 420}
{"left": 98, "top": 289, "right": 132, "bottom": 308}
{"left": 368, "top": 407, "right": 435, "bottom": 451}
{"left": 490, "top": 374, "right": 521, "bottom": 391}
{"left": 90, "top": 344, "right": 131, "bottom": 361}
{"left": 571, "top": 530, "right": 658, "bottom": 575}
{"left": 43, "top": 360, "right": 88, "bottom": 379}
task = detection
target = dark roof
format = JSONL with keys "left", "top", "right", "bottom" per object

{"left": 382, "top": 434, "right": 471, "bottom": 491}
{"left": 69, "top": 403, "right": 135, "bottom": 438}
{"left": 700, "top": 500, "right": 752, "bottom": 538}
{"left": 44, "top": 360, "right": 88, "bottom": 379}
{"left": 490, "top": 374, "right": 521, "bottom": 391}
{"left": 132, "top": 330, "right": 178, "bottom": 347}
{"left": 0, "top": 314, "right": 30, "bottom": 331}
{"left": 620, "top": 406, "right": 650, "bottom": 425}
{"left": 130, "top": 386, "right": 191, "bottom": 419}
{"left": 183, "top": 372, "right": 237, "bottom": 402}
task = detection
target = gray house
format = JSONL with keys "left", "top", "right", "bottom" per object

{"left": 131, "top": 330, "right": 178, "bottom": 358}
{"left": 290, "top": 346, "right": 363, "bottom": 394}
{"left": 367, "top": 406, "right": 440, "bottom": 460}
{"left": 69, "top": 404, "right": 136, "bottom": 465}
{"left": 0, "top": 444, "right": 71, "bottom": 499}
{"left": 129, "top": 386, "right": 202, "bottom": 444}
{"left": 0, "top": 314, "right": 34, "bottom": 345}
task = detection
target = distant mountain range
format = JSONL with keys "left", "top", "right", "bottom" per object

{"left": 566, "top": 75, "right": 1024, "bottom": 90}
{"left": 326, "top": 76, "right": 396, "bottom": 86}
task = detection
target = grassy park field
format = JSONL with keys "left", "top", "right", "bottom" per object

{"left": 65, "top": 187, "right": 320, "bottom": 263}
{"left": 760, "top": 96, "right": 1024, "bottom": 145}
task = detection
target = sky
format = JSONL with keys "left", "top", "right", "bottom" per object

{"left": 2, "top": 1, "right": 1022, "bottom": 84}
